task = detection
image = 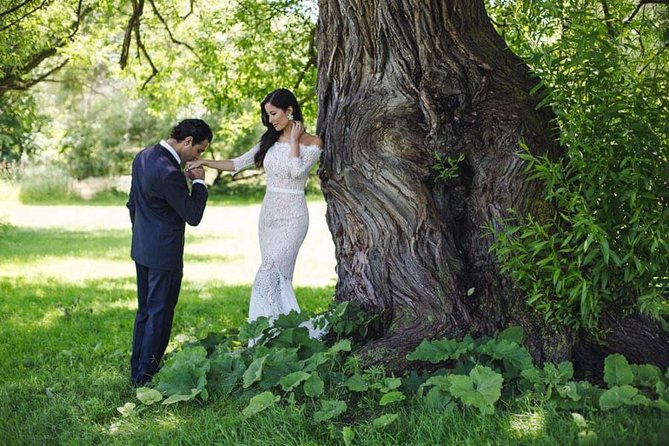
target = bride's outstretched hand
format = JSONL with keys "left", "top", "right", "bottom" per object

{"left": 185, "top": 160, "right": 203, "bottom": 171}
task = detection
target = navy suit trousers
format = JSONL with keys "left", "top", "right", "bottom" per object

{"left": 130, "top": 262, "right": 183, "bottom": 384}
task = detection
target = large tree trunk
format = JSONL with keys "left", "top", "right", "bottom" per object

{"left": 315, "top": 0, "right": 669, "bottom": 373}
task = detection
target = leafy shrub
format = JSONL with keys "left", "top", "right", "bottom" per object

{"left": 486, "top": 2, "right": 669, "bottom": 332}
{"left": 18, "top": 163, "right": 74, "bottom": 203}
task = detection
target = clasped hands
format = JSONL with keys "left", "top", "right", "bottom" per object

{"left": 184, "top": 160, "right": 205, "bottom": 180}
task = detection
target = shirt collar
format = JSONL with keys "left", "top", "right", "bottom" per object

{"left": 159, "top": 139, "right": 181, "bottom": 165}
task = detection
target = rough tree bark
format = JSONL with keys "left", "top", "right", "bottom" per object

{"left": 315, "top": 0, "right": 669, "bottom": 374}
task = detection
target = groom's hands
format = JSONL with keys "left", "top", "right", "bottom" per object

{"left": 185, "top": 164, "right": 205, "bottom": 180}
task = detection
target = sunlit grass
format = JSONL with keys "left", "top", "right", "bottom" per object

{"left": 507, "top": 408, "right": 547, "bottom": 440}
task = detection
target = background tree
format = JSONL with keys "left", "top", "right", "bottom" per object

{"left": 316, "top": 0, "right": 669, "bottom": 374}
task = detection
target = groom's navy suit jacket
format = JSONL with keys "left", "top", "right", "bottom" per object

{"left": 127, "top": 143, "right": 208, "bottom": 270}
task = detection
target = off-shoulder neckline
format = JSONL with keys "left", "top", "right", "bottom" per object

{"left": 273, "top": 141, "right": 321, "bottom": 149}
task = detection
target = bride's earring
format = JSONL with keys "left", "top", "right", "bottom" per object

{"left": 287, "top": 112, "right": 294, "bottom": 121}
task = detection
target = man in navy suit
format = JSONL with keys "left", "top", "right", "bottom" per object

{"left": 126, "top": 118, "right": 212, "bottom": 386}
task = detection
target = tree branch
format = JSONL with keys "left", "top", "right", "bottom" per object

{"left": 0, "top": 0, "right": 40, "bottom": 20}
{"left": 181, "top": 0, "right": 195, "bottom": 20}
{"left": 624, "top": 0, "right": 669, "bottom": 25}
{"left": 134, "top": 22, "right": 159, "bottom": 89}
{"left": 0, "top": 0, "right": 49, "bottom": 33}
{"left": 599, "top": 0, "right": 618, "bottom": 38}
{"left": 120, "top": 0, "right": 145, "bottom": 69}
{"left": 148, "top": 0, "right": 204, "bottom": 63}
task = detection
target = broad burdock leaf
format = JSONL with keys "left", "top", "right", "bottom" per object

{"left": 603, "top": 354, "right": 634, "bottom": 387}
{"left": 242, "top": 391, "right": 280, "bottom": 417}
{"left": 239, "top": 317, "right": 270, "bottom": 343}
{"left": 345, "top": 374, "right": 369, "bottom": 392}
{"left": 162, "top": 388, "right": 202, "bottom": 405}
{"left": 372, "top": 413, "right": 399, "bottom": 429}
{"left": 279, "top": 371, "right": 311, "bottom": 392}
{"left": 630, "top": 364, "right": 662, "bottom": 388}
{"left": 117, "top": 402, "right": 136, "bottom": 417}
{"left": 154, "top": 346, "right": 209, "bottom": 398}
{"left": 381, "top": 377, "right": 402, "bottom": 391}
{"left": 497, "top": 325, "right": 524, "bottom": 344}
{"left": 314, "top": 400, "right": 347, "bottom": 422}
{"left": 136, "top": 387, "right": 163, "bottom": 405}
{"left": 243, "top": 355, "right": 268, "bottom": 388}
{"left": 571, "top": 412, "right": 588, "bottom": 428}
{"left": 477, "top": 339, "right": 534, "bottom": 376}
{"left": 301, "top": 352, "right": 329, "bottom": 372}
{"left": 406, "top": 335, "right": 474, "bottom": 363}
{"left": 342, "top": 426, "right": 355, "bottom": 446}
{"left": 599, "top": 385, "right": 651, "bottom": 410}
{"left": 258, "top": 348, "right": 301, "bottom": 389}
{"left": 379, "top": 391, "right": 405, "bottom": 406}
{"left": 208, "top": 351, "right": 246, "bottom": 395}
{"left": 558, "top": 382, "right": 581, "bottom": 401}
{"left": 448, "top": 365, "right": 503, "bottom": 414}
{"left": 303, "top": 373, "right": 324, "bottom": 397}
{"left": 421, "top": 375, "right": 451, "bottom": 394}
{"left": 423, "top": 387, "right": 453, "bottom": 410}
{"left": 328, "top": 339, "right": 351, "bottom": 355}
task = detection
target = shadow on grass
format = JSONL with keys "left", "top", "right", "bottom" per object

{"left": 0, "top": 276, "right": 333, "bottom": 443}
{"left": 0, "top": 227, "right": 237, "bottom": 264}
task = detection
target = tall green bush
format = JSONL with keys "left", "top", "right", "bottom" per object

{"left": 486, "top": 2, "right": 669, "bottom": 332}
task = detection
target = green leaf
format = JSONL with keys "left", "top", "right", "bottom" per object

{"left": 497, "top": 326, "right": 524, "bottom": 344}
{"left": 423, "top": 386, "right": 453, "bottom": 410}
{"left": 382, "top": 377, "right": 402, "bottom": 391}
{"left": 328, "top": 339, "right": 352, "bottom": 355}
{"left": 162, "top": 388, "right": 202, "bottom": 405}
{"left": 379, "top": 391, "right": 406, "bottom": 406}
{"left": 477, "top": 339, "right": 534, "bottom": 376}
{"left": 208, "top": 351, "right": 247, "bottom": 395}
{"left": 345, "top": 374, "right": 369, "bottom": 392}
{"left": 571, "top": 412, "right": 588, "bottom": 428}
{"left": 372, "top": 413, "right": 399, "bottom": 429}
{"left": 117, "top": 402, "right": 136, "bottom": 417}
{"left": 242, "top": 391, "right": 280, "bottom": 417}
{"left": 154, "top": 346, "right": 210, "bottom": 398}
{"left": 631, "top": 364, "right": 662, "bottom": 388}
{"left": 342, "top": 426, "right": 355, "bottom": 446}
{"left": 303, "top": 373, "right": 324, "bottom": 398}
{"left": 406, "top": 336, "right": 474, "bottom": 363}
{"left": 243, "top": 355, "right": 268, "bottom": 389}
{"left": 239, "top": 317, "right": 270, "bottom": 343}
{"left": 448, "top": 365, "right": 503, "bottom": 414}
{"left": 314, "top": 400, "right": 347, "bottom": 422}
{"left": 599, "top": 385, "right": 651, "bottom": 410}
{"left": 136, "top": 387, "right": 163, "bottom": 405}
{"left": 558, "top": 382, "right": 581, "bottom": 401}
{"left": 423, "top": 375, "right": 452, "bottom": 392}
{"left": 603, "top": 354, "right": 634, "bottom": 387}
{"left": 279, "top": 371, "right": 311, "bottom": 392}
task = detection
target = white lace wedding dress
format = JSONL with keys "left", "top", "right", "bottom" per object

{"left": 232, "top": 141, "right": 326, "bottom": 338}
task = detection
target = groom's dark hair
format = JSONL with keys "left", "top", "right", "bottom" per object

{"left": 171, "top": 119, "right": 213, "bottom": 144}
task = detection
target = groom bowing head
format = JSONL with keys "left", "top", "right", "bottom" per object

{"left": 126, "top": 118, "right": 213, "bottom": 387}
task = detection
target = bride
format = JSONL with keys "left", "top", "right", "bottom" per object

{"left": 186, "top": 88, "right": 325, "bottom": 337}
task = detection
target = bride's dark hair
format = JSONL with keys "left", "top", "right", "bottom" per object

{"left": 254, "top": 88, "right": 303, "bottom": 167}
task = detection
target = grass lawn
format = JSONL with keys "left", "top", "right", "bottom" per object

{"left": 0, "top": 181, "right": 667, "bottom": 445}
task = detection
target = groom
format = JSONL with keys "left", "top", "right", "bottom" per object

{"left": 126, "top": 118, "right": 212, "bottom": 386}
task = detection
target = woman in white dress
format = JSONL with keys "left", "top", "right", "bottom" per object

{"left": 186, "top": 88, "right": 323, "bottom": 332}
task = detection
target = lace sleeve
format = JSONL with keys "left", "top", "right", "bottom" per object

{"left": 231, "top": 144, "right": 260, "bottom": 173}
{"left": 289, "top": 145, "right": 321, "bottom": 178}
